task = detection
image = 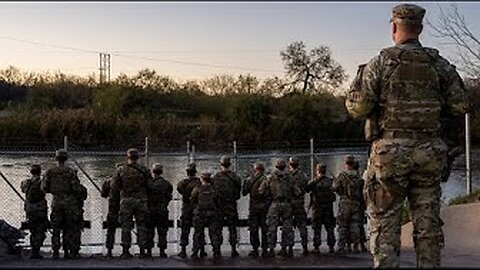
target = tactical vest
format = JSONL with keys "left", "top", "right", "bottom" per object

{"left": 195, "top": 185, "right": 218, "bottom": 212}
{"left": 119, "top": 164, "right": 149, "bottom": 198}
{"left": 47, "top": 166, "right": 77, "bottom": 196}
{"left": 379, "top": 47, "right": 442, "bottom": 135}
{"left": 26, "top": 177, "right": 46, "bottom": 203}
{"left": 311, "top": 176, "right": 336, "bottom": 205}
{"left": 149, "top": 177, "right": 171, "bottom": 205}
{"left": 269, "top": 171, "right": 293, "bottom": 201}
{"left": 178, "top": 176, "right": 201, "bottom": 204}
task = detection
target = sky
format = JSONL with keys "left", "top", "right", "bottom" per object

{"left": 0, "top": 1, "right": 479, "bottom": 84}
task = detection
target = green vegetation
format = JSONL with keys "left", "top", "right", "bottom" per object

{"left": 448, "top": 190, "right": 480, "bottom": 206}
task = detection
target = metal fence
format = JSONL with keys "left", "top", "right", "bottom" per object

{"left": 0, "top": 136, "right": 398, "bottom": 255}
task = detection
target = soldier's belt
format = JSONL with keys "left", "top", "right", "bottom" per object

{"left": 382, "top": 130, "right": 438, "bottom": 140}
{"left": 21, "top": 220, "right": 91, "bottom": 230}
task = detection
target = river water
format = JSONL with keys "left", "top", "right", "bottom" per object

{"left": 1, "top": 147, "right": 478, "bottom": 253}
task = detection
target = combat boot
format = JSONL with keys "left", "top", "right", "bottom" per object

{"left": 63, "top": 249, "right": 71, "bottom": 259}
{"left": 30, "top": 247, "right": 43, "bottom": 259}
{"left": 52, "top": 249, "right": 59, "bottom": 260}
{"left": 261, "top": 247, "right": 269, "bottom": 258}
{"left": 159, "top": 248, "right": 167, "bottom": 258}
{"left": 139, "top": 248, "right": 151, "bottom": 258}
{"left": 248, "top": 248, "right": 259, "bottom": 257}
{"left": 178, "top": 246, "right": 187, "bottom": 258}
{"left": 278, "top": 246, "right": 287, "bottom": 257}
{"left": 328, "top": 246, "right": 335, "bottom": 253}
{"left": 120, "top": 247, "right": 132, "bottom": 259}
{"left": 231, "top": 245, "right": 239, "bottom": 258}
{"left": 199, "top": 246, "right": 207, "bottom": 258}
{"left": 287, "top": 246, "right": 294, "bottom": 257}
{"left": 302, "top": 244, "right": 309, "bottom": 256}
{"left": 337, "top": 245, "right": 347, "bottom": 254}
{"left": 265, "top": 248, "right": 275, "bottom": 258}
{"left": 71, "top": 250, "right": 81, "bottom": 259}
{"left": 352, "top": 243, "right": 360, "bottom": 253}
{"left": 360, "top": 243, "right": 368, "bottom": 252}
{"left": 213, "top": 246, "right": 221, "bottom": 260}
{"left": 191, "top": 249, "right": 199, "bottom": 259}
{"left": 106, "top": 248, "right": 113, "bottom": 258}
{"left": 346, "top": 244, "right": 352, "bottom": 253}
{"left": 312, "top": 246, "right": 320, "bottom": 254}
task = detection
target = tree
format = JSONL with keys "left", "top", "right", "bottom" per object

{"left": 280, "top": 41, "right": 347, "bottom": 94}
{"left": 428, "top": 4, "right": 480, "bottom": 78}
{"left": 235, "top": 74, "right": 259, "bottom": 94}
{"left": 201, "top": 74, "right": 236, "bottom": 96}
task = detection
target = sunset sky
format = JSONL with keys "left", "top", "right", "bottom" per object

{"left": 0, "top": 1, "right": 479, "bottom": 84}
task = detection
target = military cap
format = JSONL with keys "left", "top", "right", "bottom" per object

{"left": 152, "top": 163, "right": 163, "bottom": 172}
{"left": 288, "top": 156, "right": 299, "bottom": 164}
{"left": 275, "top": 159, "right": 286, "bottom": 168}
{"left": 220, "top": 155, "right": 231, "bottom": 164}
{"left": 390, "top": 4, "right": 425, "bottom": 25}
{"left": 345, "top": 155, "right": 356, "bottom": 163}
{"left": 316, "top": 162, "right": 326, "bottom": 170}
{"left": 30, "top": 164, "right": 41, "bottom": 174}
{"left": 253, "top": 162, "right": 265, "bottom": 170}
{"left": 126, "top": 148, "right": 139, "bottom": 158}
{"left": 200, "top": 171, "right": 212, "bottom": 179}
{"left": 55, "top": 149, "right": 68, "bottom": 159}
{"left": 186, "top": 163, "right": 196, "bottom": 171}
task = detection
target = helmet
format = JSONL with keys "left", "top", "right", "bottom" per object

{"left": 152, "top": 163, "right": 163, "bottom": 174}
{"left": 200, "top": 171, "right": 212, "bottom": 179}
{"left": 275, "top": 159, "right": 286, "bottom": 168}
{"left": 220, "top": 155, "right": 231, "bottom": 165}
{"left": 345, "top": 155, "right": 356, "bottom": 164}
{"left": 288, "top": 156, "right": 299, "bottom": 165}
{"left": 127, "top": 148, "right": 139, "bottom": 159}
{"left": 316, "top": 162, "right": 326, "bottom": 170}
{"left": 30, "top": 164, "right": 41, "bottom": 175}
{"left": 253, "top": 162, "right": 265, "bottom": 170}
{"left": 186, "top": 163, "right": 196, "bottom": 171}
{"left": 55, "top": 149, "right": 68, "bottom": 159}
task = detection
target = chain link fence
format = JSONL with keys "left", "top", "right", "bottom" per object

{"left": 1, "top": 136, "right": 473, "bottom": 256}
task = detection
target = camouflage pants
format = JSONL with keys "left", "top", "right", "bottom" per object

{"left": 118, "top": 197, "right": 150, "bottom": 249}
{"left": 180, "top": 203, "right": 204, "bottom": 249}
{"left": 248, "top": 205, "right": 268, "bottom": 250}
{"left": 50, "top": 197, "right": 79, "bottom": 251}
{"left": 148, "top": 207, "right": 169, "bottom": 250}
{"left": 25, "top": 201, "right": 49, "bottom": 249}
{"left": 364, "top": 138, "right": 447, "bottom": 268}
{"left": 105, "top": 198, "right": 120, "bottom": 250}
{"left": 291, "top": 200, "right": 308, "bottom": 246}
{"left": 192, "top": 210, "right": 222, "bottom": 251}
{"left": 266, "top": 201, "right": 294, "bottom": 249}
{"left": 337, "top": 200, "right": 364, "bottom": 248}
{"left": 69, "top": 205, "right": 84, "bottom": 253}
{"left": 311, "top": 203, "right": 336, "bottom": 248}
{"left": 219, "top": 202, "right": 238, "bottom": 246}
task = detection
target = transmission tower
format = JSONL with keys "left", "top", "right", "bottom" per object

{"left": 99, "top": 53, "right": 111, "bottom": 84}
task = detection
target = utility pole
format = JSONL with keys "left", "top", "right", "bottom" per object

{"left": 99, "top": 53, "right": 111, "bottom": 84}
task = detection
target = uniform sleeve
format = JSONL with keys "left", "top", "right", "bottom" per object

{"left": 167, "top": 182, "right": 173, "bottom": 202}
{"left": 346, "top": 55, "right": 384, "bottom": 119}
{"left": 242, "top": 177, "right": 252, "bottom": 196}
{"left": 20, "top": 179, "right": 31, "bottom": 193}
{"left": 332, "top": 173, "right": 344, "bottom": 195}
{"left": 190, "top": 188, "right": 199, "bottom": 204}
{"left": 177, "top": 179, "right": 187, "bottom": 195}
{"left": 258, "top": 177, "right": 270, "bottom": 195}
{"left": 41, "top": 171, "right": 51, "bottom": 193}
{"left": 111, "top": 167, "right": 122, "bottom": 192}
{"left": 306, "top": 179, "right": 317, "bottom": 192}
{"left": 436, "top": 56, "right": 467, "bottom": 116}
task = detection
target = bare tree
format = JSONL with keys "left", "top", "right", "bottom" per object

{"left": 427, "top": 3, "right": 480, "bottom": 78}
{"left": 280, "top": 41, "right": 346, "bottom": 94}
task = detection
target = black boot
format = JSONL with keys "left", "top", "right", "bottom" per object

{"left": 106, "top": 248, "right": 113, "bottom": 258}
{"left": 63, "top": 249, "right": 71, "bottom": 259}
{"left": 302, "top": 244, "right": 309, "bottom": 256}
{"left": 120, "top": 247, "right": 132, "bottom": 259}
{"left": 213, "top": 247, "right": 221, "bottom": 260}
{"left": 52, "top": 249, "right": 59, "bottom": 260}
{"left": 287, "top": 246, "right": 294, "bottom": 257}
{"left": 178, "top": 246, "right": 187, "bottom": 258}
{"left": 71, "top": 249, "right": 81, "bottom": 259}
{"left": 352, "top": 243, "right": 360, "bottom": 253}
{"left": 139, "top": 248, "right": 151, "bottom": 258}
{"left": 360, "top": 243, "right": 368, "bottom": 252}
{"left": 159, "top": 248, "right": 167, "bottom": 258}
{"left": 191, "top": 249, "right": 199, "bottom": 259}
{"left": 248, "top": 248, "right": 259, "bottom": 257}
{"left": 278, "top": 246, "right": 287, "bottom": 257}
{"left": 30, "top": 247, "right": 43, "bottom": 259}
{"left": 231, "top": 245, "right": 239, "bottom": 258}
{"left": 312, "top": 246, "right": 320, "bottom": 254}
{"left": 199, "top": 246, "right": 207, "bottom": 258}
{"left": 261, "top": 248, "right": 269, "bottom": 258}
{"left": 329, "top": 246, "right": 335, "bottom": 253}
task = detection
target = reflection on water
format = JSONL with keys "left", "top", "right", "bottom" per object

{"left": 0, "top": 148, "right": 478, "bottom": 250}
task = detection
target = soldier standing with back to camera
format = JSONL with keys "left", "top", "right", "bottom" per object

{"left": 147, "top": 163, "right": 173, "bottom": 258}
{"left": 176, "top": 163, "right": 206, "bottom": 259}
{"left": 306, "top": 162, "right": 336, "bottom": 254}
{"left": 70, "top": 170, "right": 87, "bottom": 259}
{"left": 41, "top": 149, "right": 84, "bottom": 259}
{"left": 101, "top": 163, "right": 122, "bottom": 258}
{"left": 111, "top": 148, "right": 153, "bottom": 259}
{"left": 288, "top": 156, "right": 309, "bottom": 255}
{"left": 21, "top": 164, "right": 49, "bottom": 259}
{"left": 242, "top": 162, "right": 270, "bottom": 257}
{"left": 212, "top": 155, "right": 242, "bottom": 258}
{"left": 346, "top": 3, "right": 466, "bottom": 267}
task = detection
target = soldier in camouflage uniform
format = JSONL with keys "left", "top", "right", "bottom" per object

{"left": 176, "top": 163, "right": 205, "bottom": 259}
{"left": 111, "top": 148, "right": 153, "bottom": 259}
{"left": 242, "top": 162, "right": 270, "bottom": 257}
{"left": 306, "top": 163, "right": 336, "bottom": 254}
{"left": 41, "top": 149, "right": 84, "bottom": 259}
{"left": 101, "top": 163, "right": 122, "bottom": 258}
{"left": 20, "top": 164, "right": 49, "bottom": 259}
{"left": 353, "top": 161, "right": 368, "bottom": 253}
{"left": 333, "top": 155, "right": 365, "bottom": 254}
{"left": 288, "top": 156, "right": 309, "bottom": 255}
{"left": 345, "top": 4, "right": 466, "bottom": 267}
{"left": 259, "top": 159, "right": 300, "bottom": 258}
{"left": 212, "top": 155, "right": 242, "bottom": 257}
{"left": 190, "top": 172, "right": 223, "bottom": 260}
{"left": 147, "top": 163, "right": 173, "bottom": 258}
{"left": 70, "top": 170, "right": 87, "bottom": 259}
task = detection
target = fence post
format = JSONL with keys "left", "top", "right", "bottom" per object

{"left": 191, "top": 144, "right": 195, "bottom": 164}
{"left": 310, "top": 138, "right": 314, "bottom": 182}
{"left": 145, "top": 136, "right": 149, "bottom": 168}
{"left": 233, "top": 141, "right": 238, "bottom": 173}
{"left": 466, "top": 113, "right": 472, "bottom": 195}
{"left": 187, "top": 140, "right": 191, "bottom": 163}
{"left": 64, "top": 136, "right": 68, "bottom": 151}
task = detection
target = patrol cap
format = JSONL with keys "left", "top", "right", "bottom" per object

{"left": 316, "top": 162, "right": 326, "bottom": 170}
{"left": 253, "top": 162, "right": 265, "bottom": 170}
{"left": 55, "top": 149, "right": 68, "bottom": 159}
{"left": 390, "top": 4, "right": 425, "bottom": 25}
{"left": 275, "top": 159, "right": 286, "bottom": 168}
{"left": 288, "top": 156, "right": 299, "bottom": 165}
{"left": 115, "top": 162, "right": 123, "bottom": 168}
{"left": 152, "top": 163, "right": 163, "bottom": 173}
{"left": 200, "top": 171, "right": 212, "bottom": 179}
{"left": 126, "top": 148, "right": 139, "bottom": 159}
{"left": 186, "top": 163, "right": 197, "bottom": 171}
{"left": 345, "top": 155, "right": 356, "bottom": 164}
{"left": 220, "top": 155, "right": 231, "bottom": 165}
{"left": 30, "top": 164, "right": 41, "bottom": 174}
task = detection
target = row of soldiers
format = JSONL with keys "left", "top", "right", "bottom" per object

{"left": 21, "top": 148, "right": 367, "bottom": 259}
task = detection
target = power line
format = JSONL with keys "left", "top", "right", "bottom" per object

{"left": 0, "top": 36, "right": 100, "bottom": 55}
